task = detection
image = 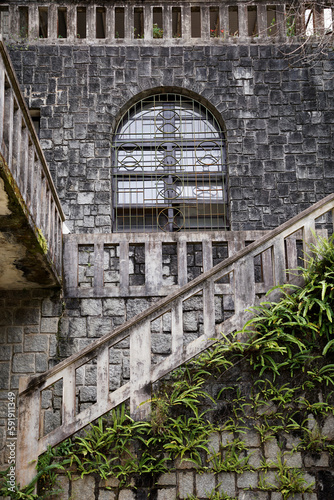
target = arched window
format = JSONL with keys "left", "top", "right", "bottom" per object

{"left": 112, "top": 93, "right": 227, "bottom": 232}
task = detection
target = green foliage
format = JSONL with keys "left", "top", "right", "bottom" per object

{"left": 0, "top": 445, "right": 68, "bottom": 499}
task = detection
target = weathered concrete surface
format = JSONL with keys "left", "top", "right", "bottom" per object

{"left": 0, "top": 157, "right": 58, "bottom": 289}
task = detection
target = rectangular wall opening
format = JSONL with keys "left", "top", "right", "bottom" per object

{"left": 115, "top": 7, "right": 124, "bottom": 38}
{"left": 248, "top": 6, "right": 258, "bottom": 36}
{"left": 172, "top": 7, "right": 182, "bottom": 38}
{"left": 305, "top": 8, "right": 314, "bottom": 35}
{"left": 267, "top": 6, "right": 277, "bottom": 36}
{"left": 210, "top": 7, "right": 220, "bottom": 38}
{"left": 77, "top": 7, "right": 86, "bottom": 39}
{"left": 153, "top": 7, "right": 163, "bottom": 38}
{"left": 39, "top": 8, "right": 48, "bottom": 38}
{"left": 96, "top": 7, "right": 106, "bottom": 38}
{"left": 229, "top": 6, "right": 239, "bottom": 36}
{"left": 191, "top": 7, "right": 201, "bottom": 38}
{"left": 134, "top": 7, "right": 144, "bottom": 38}
{"left": 19, "top": 6, "right": 29, "bottom": 38}
{"left": 324, "top": 8, "right": 333, "bottom": 32}
{"left": 0, "top": 7, "right": 9, "bottom": 38}
{"left": 58, "top": 8, "right": 67, "bottom": 38}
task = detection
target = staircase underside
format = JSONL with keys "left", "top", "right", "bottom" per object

{"left": 0, "top": 156, "right": 60, "bottom": 289}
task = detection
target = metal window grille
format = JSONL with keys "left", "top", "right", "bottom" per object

{"left": 112, "top": 94, "right": 227, "bottom": 232}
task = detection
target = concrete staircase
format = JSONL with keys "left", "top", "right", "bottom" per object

{"left": 17, "top": 192, "right": 334, "bottom": 487}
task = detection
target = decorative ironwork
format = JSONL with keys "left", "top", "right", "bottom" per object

{"left": 112, "top": 94, "right": 227, "bottom": 232}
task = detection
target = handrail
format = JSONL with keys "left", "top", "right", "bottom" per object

{"left": 17, "top": 192, "right": 334, "bottom": 487}
{"left": 0, "top": 36, "right": 65, "bottom": 277}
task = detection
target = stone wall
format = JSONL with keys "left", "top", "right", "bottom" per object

{"left": 8, "top": 43, "right": 334, "bottom": 234}
{"left": 45, "top": 424, "right": 334, "bottom": 500}
{"left": 0, "top": 288, "right": 62, "bottom": 465}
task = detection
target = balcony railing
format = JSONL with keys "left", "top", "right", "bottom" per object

{"left": 1, "top": 2, "right": 333, "bottom": 44}
{"left": 64, "top": 230, "right": 274, "bottom": 298}
{"left": 0, "top": 36, "right": 64, "bottom": 280}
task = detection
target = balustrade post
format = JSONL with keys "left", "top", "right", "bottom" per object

{"left": 67, "top": 4, "right": 76, "bottom": 42}
{"left": 12, "top": 106, "right": 22, "bottom": 180}
{"left": 201, "top": 5, "right": 210, "bottom": 41}
{"left": 238, "top": 5, "right": 248, "bottom": 38}
{"left": 17, "top": 382, "right": 40, "bottom": 491}
{"left": 273, "top": 238, "right": 286, "bottom": 285}
{"left": 119, "top": 240, "right": 130, "bottom": 295}
{"left": 234, "top": 256, "right": 255, "bottom": 316}
{"left": 130, "top": 322, "right": 151, "bottom": 420}
{"left": 20, "top": 125, "right": 28, "bottom": 194}
{"left": 177, "top": 238, "right": 187, "bottom": 287}
{"left": 144, "top": 4, "right": 152, "bottom": 40}
{"left": 63, "top": 237, "right": 78, "bottom": 293}
{"left": 303, "top": 219, "right": 316, "bottom": 264}
{"left": 106, "top": 5, "right": 113, "bottom": 41}
{"left": 202, "top": 238, "right": 213, "bottom": 273}
{"left": 97, "top": 348, "right": 109, "bottom": 410}
{"left": 0, "top": 58, "right": 5, "bottom": 150}
{"left": 49, "top": 3, "right": 57, "bottom": 41}
{"left": 257, "top": 4, "right": 267, "bottom": 37}
{"left": 4, "top": 85, "right": 14, "bottom": 167}
{"left": 164, "top": 5, "right": 172, "bottom": 40}
{"left": 220, "top": 5, "right": 229, "bottom": 37}
{"left": 63, "top": 367, "right": 76, "bottom": 426}
{"left": 172, "top": 300, "right": 183, "bottom": 354}
{"left": 145, "top": 240, "right": 162, "bottom": 294}
{"left": 94, "top": 241, "right": 104, "bottom": 294}
{"left": 124, "top": 4, "right": 133, "bottom": 41}
{"left": 276, "top": 4, "right": 286, "bottom": 38}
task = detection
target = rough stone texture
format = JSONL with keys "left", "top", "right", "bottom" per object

{"left": 178, "top": 471, "right": 194, "bottom": 498}
{"left": 8, "top": 44, "right": 334, "bottom": 235}
{"left": 195, "top": 473, "right": 215, "bottom": 498}
{"left": 0, "top": 289, "right": 62, "bottom": 465}
{"left": 217, "top": 472, "right": 236, "bottom": 497}
{"left": 71, "top": 475, "right": 95, "bottom": 500}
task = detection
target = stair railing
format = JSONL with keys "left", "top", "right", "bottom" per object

{"left": 17, "top": 193, "right": 334, "bottom": 487}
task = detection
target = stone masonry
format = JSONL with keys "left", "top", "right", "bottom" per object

{"left": 7, "top": 43, "right": 334, "bottom": 235}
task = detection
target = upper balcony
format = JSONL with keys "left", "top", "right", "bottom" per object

{"left": 0, "top": 1, "right": 333, "bottom": 45}
{"left": 0, "top": 36, "right": 64, "bottom": 289}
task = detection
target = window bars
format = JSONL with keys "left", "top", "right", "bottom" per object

{"left": 112, "top": 94, "right": 227, "bottom": 233}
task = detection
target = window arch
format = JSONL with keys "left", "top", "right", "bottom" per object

{"left": 112, "top": 93, "right": 227, "bottom": 232}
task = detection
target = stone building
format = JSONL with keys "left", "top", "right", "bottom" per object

{"left": 1, "top": 1, "right": 334, "bottom": 498}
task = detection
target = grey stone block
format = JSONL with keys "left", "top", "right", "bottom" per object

{"left": 6, "top": 327, "right": 23, "bottom": 343}
{"left": 103, "top": 299, "right": 126, "bottom": 317}
{"left": 157, "top": 489, "right": 177, "bottom": 500}
{"left": 99, "top": 490, "right": 116, "bottom": 500}
{"left": 13, "top": 308, "right": 40, "bottom": 326}
{"left": 12, "top": 354, "right": 35, "bottom": 373}
{"left": 24, "top": 335, "right": 48, "bottom": 352}
{"left": 71, "top": 475, "right": 95, "bottom": 500}
{"left": 87, "top": 317, "right": 112, "bottom": 337}
{"left": 237, "top": 471, "right": 258, "bottom": 489}
{"left": 178, "top": 472, "right": 194, "bottom": 499}
{"left": 41, "top": 317, "right": 59, "bottom": 333}
{"left": 81, "top": 299, "right": 102, "bottom": 316}
{"left": 118, "top": 490, "right": 136, "bottom": 500}
{"left": 196, "top": 473, "right": 215, "bottom": 498}
{"left": 157, "top": 473, "right": 177, "bottom": 486}
{"left": 217, "top": 473, "right": 236, "bottom": 497}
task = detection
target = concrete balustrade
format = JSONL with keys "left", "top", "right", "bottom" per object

{"left": 1, "top": 1, "right": 333, "bottom": 44}
{"left": 0, "top": 37, "right": 64, "bottom": 281}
